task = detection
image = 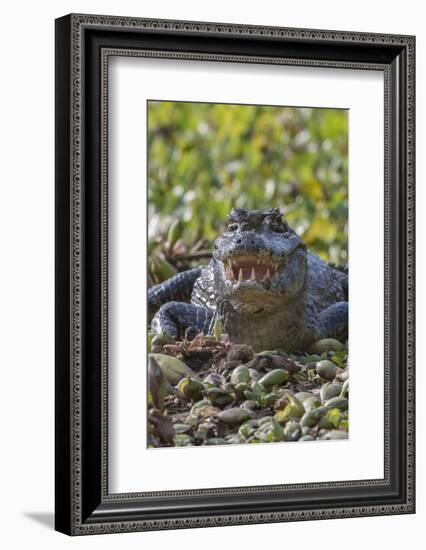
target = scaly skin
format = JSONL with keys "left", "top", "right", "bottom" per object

{"left": 150, "top": 208, "right": 348, "bottom": 351}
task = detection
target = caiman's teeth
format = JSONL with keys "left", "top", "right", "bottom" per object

{"left": 226, "top": 256, "right": 281, "bottom": 284}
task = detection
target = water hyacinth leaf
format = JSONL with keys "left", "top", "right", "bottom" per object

{"left": 151, "top": 332, "right": 176, "bottom": 349}
{"left": 205, "top": 387, "right": 234, "bottom": 408}
{"left": 203, "top": 373, "right": 224, "bottom": 387}
{"left": 316, "top": 360, "right": 338, "bottom": 381}
{"left": 294, "top": 391, "right": 314, "bottom": 402}
{"left": 239, "top": 419, "right": 259, "bottom": 439}
{"left": 303, "top": 395, "right": 321, "bottom": 411}
{"left": 287, "top": 394, "right": 305, "bottom": 416}
{"left": 283, "top": 421, "right": 301, "bottom": 441}
{"left": 339, "top": 418, "right": 349, "bottom": 432}
{"left": 336, "top": 368, "right": 349, "bottom": 383}
{"left": 258, "top": 369, "right": 289, "bottom": 388}
{"left": 327, "top": 408, "right": 341, "bottom": 429}
{"left": 200, "top": 405, "right": 221, "bottom": 419}
{"left": 301, "top": 408, "right": 324, "bottom": 427}
{"left": 243, "top": 390, "right": 256, "bottom": 401}
{"left": 190, "top": 399, "right": 210, "bottom": 416}
{"left": 340, "top": 379, "right": 349, "bottom": 397}
{"left": 148, "top": 353, "right": 195, "bottom": 384}
{"left": 320, "top": 382, "right": 343, "bottom": 403}
{"left": 319, "top": 415, "right": 335, "bottom": 430}
{"left": 309, "top": 338, "right": 345, "bottom": 354}
{"left": 258, "top": 350, "right": 280, "bottom": 356}
{"left": 230, "top": 365, "right": 251, "bottom": 386}
{"left": 307, "top": 368, "right": 318, "bottom": 381}
{"left": 274, "top": 396, "right": 305, "bottom": 425}
{"left": 324, "top": 396, "right": 349, "bottom": 411}
{"left": 250, "top": 381, "right": 265, "bottom": 398}
{"left": 290, "top": 372, "right": 308, "bottom": 383}
{"left": 299, "top": 354, "right": 321, "bottom": 365}
{"left": 217, "top": 407, "right": 255, "bottom": 425}
{"left": 330, "top": 350, "right": 347, "bottom": 368}
{"left": 178, "top": 377, "right": 203, "bottom": 401}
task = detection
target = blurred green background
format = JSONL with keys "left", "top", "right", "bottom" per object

{"left": 147, "top": 101, "right": 348, "bottom": 283}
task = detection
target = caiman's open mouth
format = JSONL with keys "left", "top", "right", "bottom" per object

{"left": 223, "top": 254, "right": 281, "bottom": 283}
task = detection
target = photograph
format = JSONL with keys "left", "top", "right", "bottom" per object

{"left": 147, "top": 100, "right": 349, "bottom": 448}
{"left": 53, "top": 12, "right": 415, "bottom": 536}
{"left": 0, "top": 0, "right": 419, "bottom": 545}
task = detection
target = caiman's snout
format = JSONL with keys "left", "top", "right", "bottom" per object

{"left": 210, "top": 208, "right": 309, "bottom": 313}
{"left": 213, "top": 207, "right": 306, "bottom": 294}
{"left": 221, "top": 231, "right": 281, "bottom": 283}
{"left": 234, "top": 233, "right": 258, "bottom": 247}
{"left": 225, "top": 231, "right": 268, "bottom": 258}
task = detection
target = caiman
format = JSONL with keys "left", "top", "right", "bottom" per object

{"left": 148, "top": 208, "right": 348, "bottom": 352}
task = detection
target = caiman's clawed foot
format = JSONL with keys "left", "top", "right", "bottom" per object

{"left": 151, "top": 301, "right": 214, "bottom": 341}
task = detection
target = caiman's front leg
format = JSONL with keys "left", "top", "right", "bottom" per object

{"left": 319, "top": 301, "right": 348, "bottom": 342}
{"left": 151, "top": 302, "right": 214, "bottom": 340}
{"left": 148, "top": 268, "right": 202, "bottom": 322}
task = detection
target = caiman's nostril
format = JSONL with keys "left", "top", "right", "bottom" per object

{"left": 236, "top": 235, "right": 257, "bottom": 245}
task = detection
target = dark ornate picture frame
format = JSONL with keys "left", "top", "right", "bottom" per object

{"left": 55, "top": 14, "right": 415, "bottom": 536}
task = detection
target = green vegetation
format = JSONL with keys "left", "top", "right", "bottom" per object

{"left": 148, "top": 101, "right": 348, "bottom": 266}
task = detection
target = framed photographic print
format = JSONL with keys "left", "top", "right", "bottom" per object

{"left": 55, "top": 14, "right": 415, "bottom": 535}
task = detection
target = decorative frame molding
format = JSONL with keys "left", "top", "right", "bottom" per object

{"left": 55, "top": 14, "right": 415, "bottom": 535}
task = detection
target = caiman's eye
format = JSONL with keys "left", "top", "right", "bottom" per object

{"left": 267, "top": 219, "right": 287, "bottom": 233}
{"left": 227, "top": 223, "right": 238, "bottom": 232}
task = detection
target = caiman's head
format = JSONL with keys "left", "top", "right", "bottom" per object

{"left": 212, "top": 208, "right": 307, "bottom": 313}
